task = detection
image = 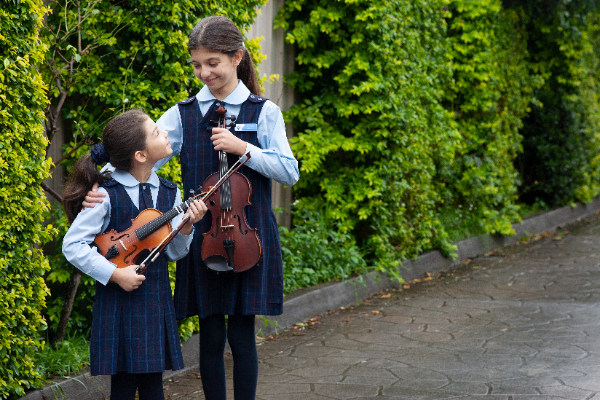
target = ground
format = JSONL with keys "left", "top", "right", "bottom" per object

{"left": 163, "top": 213, "right": 600, "bottom": 399}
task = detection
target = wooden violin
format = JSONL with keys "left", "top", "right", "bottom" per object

{"left": 92, "top": 153, "right": 252, "bottom": 273}
{"left": 201, "top": 104, "right": 262, "bottom": 273}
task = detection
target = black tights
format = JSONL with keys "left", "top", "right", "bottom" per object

{"left": 110, "top": 371, "right": 164, "bottom": 400}
{"left": 199, "top": 314, "right": 258, "bottom": 400}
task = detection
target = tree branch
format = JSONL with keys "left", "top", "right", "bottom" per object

{"left": 51, "top": 134, "right": 92, "bottom": 167}
{"left": 41, "top": 181, "right": 63, "bottom": 203}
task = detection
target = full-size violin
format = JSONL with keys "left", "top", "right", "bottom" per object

{"left": 201, "top": 104, "right": 262, "bottom": 273}
{"left": 92, "top": 154, "right": 252, "bottom": 274}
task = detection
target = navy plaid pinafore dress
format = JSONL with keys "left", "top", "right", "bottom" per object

{"left": 174, "top": 94, "right": 284, "bottom": 319}
{"left": 90, "top": 177, "right": 184, "bottom": 376}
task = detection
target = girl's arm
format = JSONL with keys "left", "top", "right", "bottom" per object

{"left": 63, "top": 188, "right": 145, "bottom": 291}
{"left": 63, "top": 188, "right": 116, "bottom": 285}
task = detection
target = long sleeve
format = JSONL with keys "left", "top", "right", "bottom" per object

{"left": 62, "top": 188, "right": 117, "bottom": 285}
{"left": 243, "top": 100, "right": 299, "bottom": 186}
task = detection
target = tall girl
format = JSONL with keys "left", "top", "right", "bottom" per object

{"left": 63, "top": 109, "right": 207, "bottom": 400}
{"left": 84, "top": 16, "right": 299, "bottom": 399}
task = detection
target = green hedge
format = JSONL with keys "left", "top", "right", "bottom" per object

{"left": 275, "top": 0, "right": 458, "bottom": 276}
{"left": 442, "top": 0, "right": 542, "bottom": 238}
{"left": 511, "top": 0, "right": 600, "bottom": 206}
{"left": 277, "top": 0, "right": 600, "bottom": 285}
{"left": 0, "top": 1, "right": 55, "bottom": 397}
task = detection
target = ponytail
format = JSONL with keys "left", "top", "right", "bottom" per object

{"left": 237, "top": 47, "right": 261, "bottom": 96}
{"left": 62, "top": 154, "right": 110, "bottom": 223}
{"left": 188, "top": 16, "right": 262, "bottom": 96}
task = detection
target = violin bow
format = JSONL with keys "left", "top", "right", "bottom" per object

{"left": 135, "top": 152, "right": 252, "bottom": 274}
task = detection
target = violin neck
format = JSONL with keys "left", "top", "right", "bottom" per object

{"left": 219, "top": 150, "right": 232, "bottom": 210}
{"left": 134, "top": 202, "right": 189, "bottom": 240}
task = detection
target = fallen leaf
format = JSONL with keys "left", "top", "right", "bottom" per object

{"left": 372, "top": 310, "right": 381, "bottom": 315}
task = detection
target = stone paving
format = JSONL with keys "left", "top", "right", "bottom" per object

{"left": 163, "top": 215, "right": 600, "bottom": 400}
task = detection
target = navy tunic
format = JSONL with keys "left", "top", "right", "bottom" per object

{"left": 90, "top": 177, "right": 184, "bottom": 375}
{"left": 174, "top": 95, "right": 284, "bottom": 319}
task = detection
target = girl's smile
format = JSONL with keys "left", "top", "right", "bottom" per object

{"left": 190, "top": 47, "right": 243, "bottom": 100}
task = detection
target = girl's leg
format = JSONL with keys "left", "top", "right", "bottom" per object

{"left": 110, "top": 372, "right": 138, "bottom": 400}
{"left": 136, "top": 372, "right": 165, "bottom": 400}
{"left": 199, "top": 314, "right": 227, "bottom": 399}
{"left": 227, "top": 315, "right": 258, "bottom": 400}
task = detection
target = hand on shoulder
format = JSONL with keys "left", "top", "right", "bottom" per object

{"left": 82, "top": 182, "right": 107, "bottom": 210}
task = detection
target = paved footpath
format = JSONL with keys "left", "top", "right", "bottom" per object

{"left": 163, "top": 215, "right": 600, "bottom": 400}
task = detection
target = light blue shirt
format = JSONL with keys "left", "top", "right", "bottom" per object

{"left": 62, "top": 170, "right": 194, "bottom": 286}
{"left": 155, "top": 81, "right": 299, "bottom": 186}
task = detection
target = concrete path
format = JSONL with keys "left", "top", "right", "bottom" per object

{"left": 163, "top": 215, "right": 600, "bottom": 400}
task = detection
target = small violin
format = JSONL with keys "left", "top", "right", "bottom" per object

{"left": 92, "top": 154, "right": 251, "bottom": 273}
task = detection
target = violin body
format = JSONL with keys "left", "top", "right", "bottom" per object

{"left": 201, "top": 171, "right": 262, "bottom": 273}
{"left": 93, "top": 208, "right": 172, "bottom": 269}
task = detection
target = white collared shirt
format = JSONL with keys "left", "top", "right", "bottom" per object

{"left": 154, "top": 80, "right": 299, "bottom": 186}
{"left": 62, "top": 170, "right": 194, "bottom": 285}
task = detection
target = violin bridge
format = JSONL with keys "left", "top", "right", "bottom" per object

{"left": 220, "top": 225, "right": 235, "bottom": 229}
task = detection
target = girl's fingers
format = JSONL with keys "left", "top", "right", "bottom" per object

{"left": 186, "top": 200, "right": 206, "bottom": 223}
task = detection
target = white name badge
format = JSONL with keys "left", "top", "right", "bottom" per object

{"left": 235, "top": 123, "right": 257, "bottom": 132}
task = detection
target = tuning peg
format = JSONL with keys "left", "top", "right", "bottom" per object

{"left": 189, "top": 188, "right": 195, "bottom": 196}
{"left": 228, "top": 115, "right": 237, "bottom": 122}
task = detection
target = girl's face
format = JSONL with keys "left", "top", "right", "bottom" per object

{"left": 142, "top": 117, "right": 172, "bottom": 163}
{"left": 190, "top": 47, "right": 243, "bottom": 99}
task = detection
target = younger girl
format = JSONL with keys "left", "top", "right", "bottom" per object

{"left": 84, "top": 16, "right": 299, "bottom": 399}
{"left": 62, "top": 109, "right": 207, "bottom": 400}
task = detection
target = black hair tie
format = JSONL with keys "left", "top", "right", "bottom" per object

{"left": 90, "top": 143, "right": 110, "bottom": 165}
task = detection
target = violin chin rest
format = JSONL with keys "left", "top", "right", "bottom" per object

{"left": 204, "top": 255, "right": 234, "bottom": 272}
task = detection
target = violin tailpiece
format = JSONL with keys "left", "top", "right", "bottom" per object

{"left": 224, "top": 239, "right": 235, "bottom": 270}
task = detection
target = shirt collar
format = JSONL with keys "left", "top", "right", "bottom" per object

{"left": 111, "top": 170, "right": 160, "bottom": 188}
{"left": 196, "top": 80, "right": 250, "bottom": 105}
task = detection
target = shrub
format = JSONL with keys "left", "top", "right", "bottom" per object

{"left": 275, "top": 0, "right": 459, "bottom": 276}
{"left": 280, "top": 208, "right": 366, "bottom": 293}
{"left": 0, "top": 1, "right": 55, "bottom": 397}
{"left": 509, "top": 0, "right": 600, "bottom": 206}
{"left": 442, "top": 0, "right": 542, "bottom": 237}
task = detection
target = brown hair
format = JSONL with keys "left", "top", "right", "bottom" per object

{"left": 188, "top": 16, "right": 261, "bottom": 96}
{"left": 62, "top": 109, "right": 150, "bottom": 222}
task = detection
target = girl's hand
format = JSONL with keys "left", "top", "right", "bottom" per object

{"left": 82, "top": 182, "right": 106, "bottom": 209}
{"left": 109, "top": 265, "right": 145, "bottom": 291}
{"left": 211, "top": 128, "right": 246, "bottom": 156}
{"left": 180, "top": 199, "right": 207, "bottom": 236}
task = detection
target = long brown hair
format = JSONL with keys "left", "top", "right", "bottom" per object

{"left": 62, "top": 109, "right": 149, "bottom": 222}
{"left": 188, "top": 16, "right": 261, "bottom": 96}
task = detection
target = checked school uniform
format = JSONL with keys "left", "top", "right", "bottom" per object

{"left": 154, "top": 81, "right": 300, "bottom": 319}
{"left": 63, "top": 171, "right": 193, "bottom": 376}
